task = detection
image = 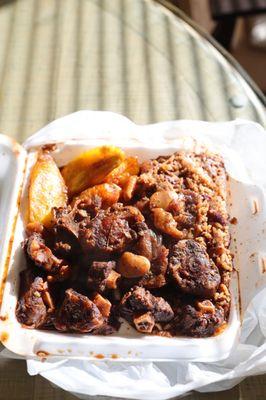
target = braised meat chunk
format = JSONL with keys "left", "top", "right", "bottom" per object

{"left": 17, "top": 147, "right": 232, "bottom": 338}
{"left": 87, "top": 261, "right": 120, "bottom": 292}
{"left": 169, "top": 239, "right": 221, "bottom": 298}
{"left": 51, "top": 206, "right": 81, "bottom": 258}
{"left": 16, "top": 270, "right": 54, "bottom": 328}
{"left": 79, "top": 204, "right": 144, "bottom": 257}
{"left": 55, "top": 289, "right": 104, "bottom": 333}
{"left": 26, "top": 233, "right": 63, "bottom": 273}
{"left": 168, "top": 190, "right": 203, "bottom": 230}
{"left": 172, "top": 301, "right": 225, "bottom": 337}
{"left": 133, "top": 225, "right": 168, "bottom": 288}
{"left": 133, "top": 312, "right": 155, "bottom": 333}
{"left": 119, "top": 286, "right": 174, "bottom": 333}
{"left": 134, "top": 227, "right": 159, "bottom": 259}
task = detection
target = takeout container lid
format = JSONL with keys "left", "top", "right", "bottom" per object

{"left": 0, "top": 111, "right": 265, "bottom": 363}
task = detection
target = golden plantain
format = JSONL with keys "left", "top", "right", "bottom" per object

{"left": 104, "top": 156, "right": 139, "bottom": 186}
{"left": 61, "top": 146, "right": 125, "bottom": 197}
{"left": 28, "top": 152, "right": 68, "bottom": 227}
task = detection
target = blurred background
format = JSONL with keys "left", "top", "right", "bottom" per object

{"left": 0, "top": 0, "right": 265, "bottom": 142}
{"left": 171, "top": 0, "right": 266, "bottom": 93}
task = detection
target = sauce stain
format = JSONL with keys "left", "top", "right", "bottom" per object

{"left": 214, "top": 322, "right": 227, "bottom": 336}
{"left": 236, "top": 270, "right": 242, "bottom": 320}
{"left": 0, "top": 332, "right": 9, "bottom": 342}
{"left": 261, "top": 257, "right": 266, "bottom": 273}
{"left": 94, "top": 354, "right": 104, "bottom": 359}
{"left": 252, "top": 199, "right": 259, "bottom": 215}
{"left": 230, "top": 217, "right": 238, "bottom": 225}
{"left": 0, "top": 315, "right": 8, "bottom": 321}
{"left": 36, "top": 350, "right": 49, "bottom": 357}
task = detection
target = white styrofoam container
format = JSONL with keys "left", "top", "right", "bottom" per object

{"left": 0, "top": 111, "right": 265, "bottom": 363}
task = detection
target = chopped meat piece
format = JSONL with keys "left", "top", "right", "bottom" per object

{"left": 135, "top": 156, "right": 181, "bottom": 197}
{"left": 113, "top": 204, "right": 144, "bottom": 222}
{"left": 74, "top": 195, "right": 103, "bottom": 219}
{"left": 80, "top": 210, "right": 131, "bottom": 255}
{"left": 52, "top": 206, "right": 81, "bottom": 258}
{"left": 117, "top": 222, "right": 168, "bottom": 289}
{"left": 149, "top": 190, "right": 178, "bottom": 211}
{"left": 79, "top": 204, "right": 144, "bottom": 256}
{"left": 152, "top": 295, "right": 174, "bottom": 322}
{"left": 168, "top": 190, "right": 202, "bottom": 230}
{"left": 135, "top": 173, "right": 157, "bottom": 197}
{"left": 135, "top": 227, "right": 168, "bottom": 274}
{"left": 134, "top": 226, "right": 161, "bottom": 261}
{"left": 26, "top": 233, "right": 63, "bottom": 273}
{"left": 93, "top": 293, "right": 112, "bottom": 317}
{"left": 150, "top": 244, "right": 169, "bottom": 276}
{"left": 106, "top": 270, "right": 121, "bottom": 289}
{"left": 55, "top": 289, "right": 104, "bottom": 332}
{"left": 92, "top": 311, "right": 121, "bottom": 335}
{"left": 140, "top": 160, "right": 156, "bottom": 174}
{"left": 133, "top": 312, "right": 155, "bottom": 333}
{"left": 87, "top": 261, "right": 117, "bottom": 292}
{"left": 152, "top": 208, "right": 184, "bottom": 239}
{"left": 173, "top": 302, "right": 225, "bottom": 337}
{"left": 52, "top": 206, "right": 79, "bottom": 236}
{"left": 16, "top": 270, "right": 52, "bottom": 328}
{"left": 92, "top": 323, "right": 117, "bottom": 335}
{"left": 207, "top": 198, "right": 228, "bottom": 226}
{"left": 47, "top": 264, "right": 72, "bottom": 283}
{"left": 137, "top": 244, "right": 168, "bottom": 289}
{"left": 193, "top": 152, "right": 227, "bottom": 195}
{"left": 136, "top": 163, "right": 180, "bottom": 198}
{"left": 169, "top": 239, "right": 220, "bottom": 298}
{"left": 126, "top": 226, "right": 169, "bottom": 289}
{"left": 120, "top": 286, "right": 174, "bottom": 325}
{"left": 134, "top": 197, "right": 150, "bottom": 215}
{"left": 196, "top": 299, "right": 216, "bottom": 314}
{"left": 42, "top": 281, "right": 55, "bottom": 312}
{"left": 123, "top": 175, "right": 138, "bottom": 202}
{"left": 139, "top": 273, "right": 167, "bottom": 289}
